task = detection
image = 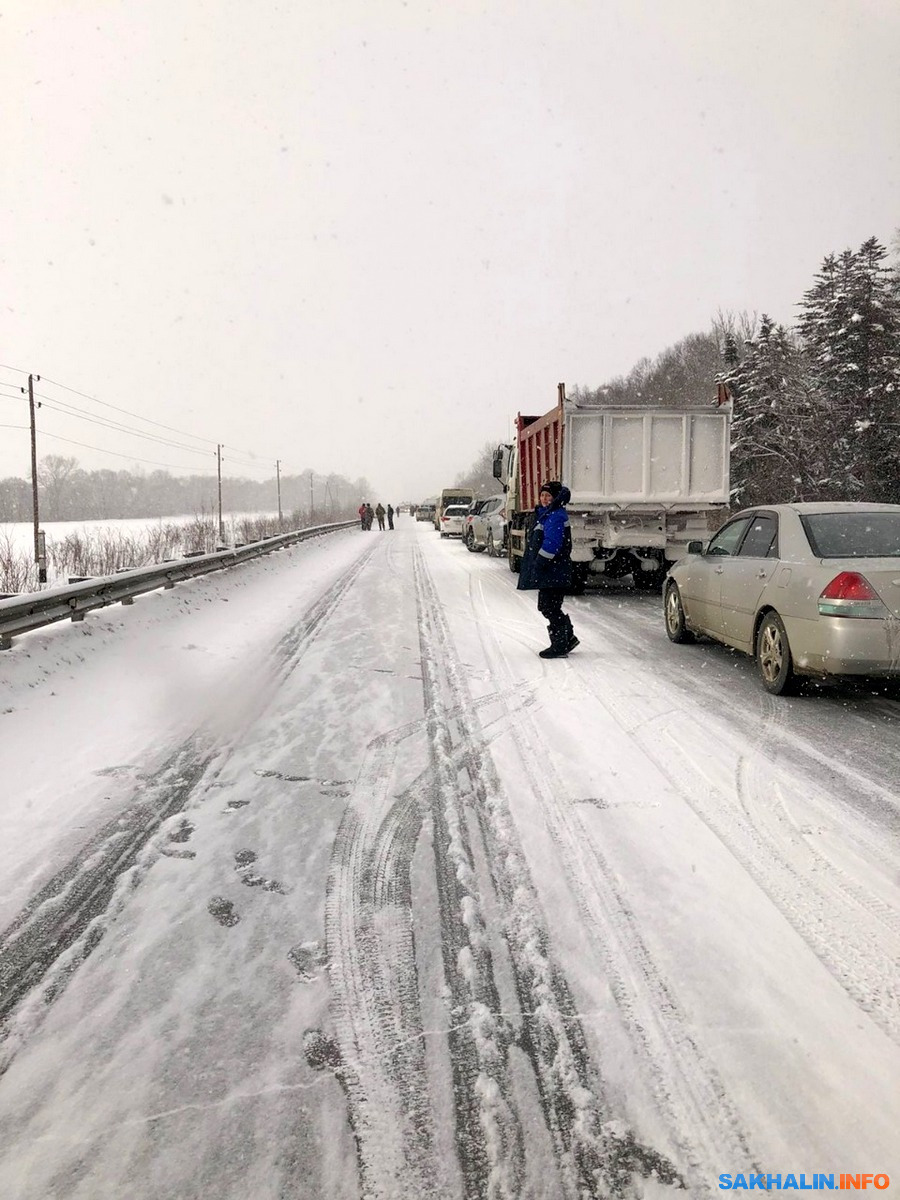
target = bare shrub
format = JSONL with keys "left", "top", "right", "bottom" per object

{"left": 0, "top": 511, "right": 308, "bottom": 595}
{"left": 235, "top": 514, "right": 282, "bottom": 543}
{"left": 0, "top": 531, "right": 38, "bottom": 594}
{"left": 178, "top": 515, "right": 218, "bottom": 555}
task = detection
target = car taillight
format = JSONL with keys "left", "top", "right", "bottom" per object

{"left": 817, "top": 571, "right": 886, "bottom": 618}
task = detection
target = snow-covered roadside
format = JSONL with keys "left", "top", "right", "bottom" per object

{"left": 0, "top": 528, "right": 367, "bottom": 926}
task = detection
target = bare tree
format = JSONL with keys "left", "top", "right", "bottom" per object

{"left": 38, "top": 454, "right": 80, "bottom": 519}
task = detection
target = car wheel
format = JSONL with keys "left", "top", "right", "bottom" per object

{"left": 440, "top": 532, "right": 447, "bottom": 538}
{"left": 664, "top": 582, "right": 695, "bottom": 644}
{"left": 466, "top": 529, "right": 476, "bottom": 552}
{"left": 486, "top": 531, "right": 495, "bottom": 557}
{"left": 756, "top": 612, "right": 796, "bottom": 695}
{"left": 633, "top": 564, "right": 667, "bottom": 592}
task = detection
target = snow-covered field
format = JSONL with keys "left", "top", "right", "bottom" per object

{"left": 1, "top": 513, "right": 280, "bottom": 555}
{"left": 0, "top": 516, "right": 897, "bottom": 1198}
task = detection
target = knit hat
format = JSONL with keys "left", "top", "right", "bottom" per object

{"left": 540, "top": 481, "right": 563, "bottom": 499}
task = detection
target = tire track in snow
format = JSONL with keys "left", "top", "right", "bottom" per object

{"left": 467, "top": 574, "right": 755, "bottom": 1194}
{"left": 414, "top": 552, "right": 526, "bottom": 1200}
{"left": 416, "top": 551, "right": 682, "bottom": 1198}
{"left": 0, "top": 741, "right": 218, "bottom": 1074}
{"left": 321, "top": 561, "right": 541, "bottom": 1196}
{"left": 573, "top": 662, "right": 900, "bottom": 1045}
{"left": 325, "top": 723, "right": 446, "bottom": 1199}
{"left": 573, "top": 594, "right": 900, "bottom": 815}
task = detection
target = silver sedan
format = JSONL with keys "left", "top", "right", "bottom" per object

{"left": 663, "top": 502, "right": 900, "bottom": 694}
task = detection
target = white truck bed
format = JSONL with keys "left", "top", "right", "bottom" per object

{"left": 563, "top": 402, "right": 730, "bottom": 508}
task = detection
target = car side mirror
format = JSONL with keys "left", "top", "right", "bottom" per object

{"left": 492, "top": 450, "right": 503, "bottom": 480}
{"left": 686, "top": 540, "right": 704, "bottom": 555}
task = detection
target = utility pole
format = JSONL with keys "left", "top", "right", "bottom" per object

{"left": 276, "top": 459, "right": 283, "bottom": 530}
{"left": 217, "top": 444, "right": 225, "bottom": 542}
{"left": 22, "top": 373, "right": 46, "bottom": 584}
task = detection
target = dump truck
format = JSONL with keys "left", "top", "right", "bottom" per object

{"left": 493, "top": 383, "right": 731, "bottom": 590}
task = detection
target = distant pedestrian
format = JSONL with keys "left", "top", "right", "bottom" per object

{"left": 375, "top": 502, "right": 386, "bottom": 531}
{"left": 365, "top": 503, "right": 374, "bottom": 530}
{"left": 517, "top": 481, "right": 578, "bottom": 658}
{"left": 358, "top": 502, "right": 367, "bottom": 532}
{"left": 387, "top": 504, "right": 395, "bottom": 530}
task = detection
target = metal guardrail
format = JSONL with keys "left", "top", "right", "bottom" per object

{"left": 0, "top": 520, "right": 356, "bottom": 651}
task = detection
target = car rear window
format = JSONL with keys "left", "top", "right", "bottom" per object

{"left": 444, "top": 506, "right": 467, "bottom": 516}
{"left": 801, "top": 512, "right": 900, "bottom": 558}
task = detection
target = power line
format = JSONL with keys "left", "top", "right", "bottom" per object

{"left": 4, "top": 386, "right": 277, "bottom": 469}
{"left": 37, "top": 370, "right": 219, "bottom": 448}
{"left": 36, "top": 430, "right": 220, "bottom": 473}
{"left": 1, "top": 363, "right": 295, "bottom": 475}
{"left": 34, "top": 392, "right": 218, "bottom": 458}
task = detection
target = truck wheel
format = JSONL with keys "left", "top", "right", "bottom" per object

{"left": 756, "top": 612, "right": 797, "bottom": 696}
{"left": 508, "top": 548, "right": 520, "bottom": 573}
{"left": 664, "top": 582, "right": 695, "bottom": 644}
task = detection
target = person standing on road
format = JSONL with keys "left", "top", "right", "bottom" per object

{"left": 387, "top": 503, "right": 395, "bottom": 530}
{"left": 365, "top": 503, "right": 374, "bottom": 530}
{"left": 517, "top": 481, "right": 578, "bottom": 658}
{"left": 375, "top": 502, "right": 386, "bottom": 531}
{"left": 358, "top": 502, "right": 367, "bottom": 531}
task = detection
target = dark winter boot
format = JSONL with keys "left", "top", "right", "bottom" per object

{"left": 539, "top": 644, "right": 570, "bottom": 658}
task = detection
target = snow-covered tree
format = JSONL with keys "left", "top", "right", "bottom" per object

{"left": 797, "top": 238, "right": 900, "bottom": 502}
{"left": 721, "top": 316, "right": 816, "bottom": 506}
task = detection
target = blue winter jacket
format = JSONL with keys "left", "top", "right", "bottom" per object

{"left": 516, "top": 486, "right": 573, "bottom": 591}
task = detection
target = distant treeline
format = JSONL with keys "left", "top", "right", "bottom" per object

{"left": 455, "top": 235, "right": 900, "bottom": 508}
{"left": 0, "top": 459, "right": 372, "bottom": 523}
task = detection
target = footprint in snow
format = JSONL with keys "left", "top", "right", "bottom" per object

{"left": 160, "top": 816, "right": 196, "bottom": 858}
{"left": 254, "top": 769, "right": 311, "bottom": 783}
{"left": 288, "top": 941, "right": 327, "bottom": 982}
{"left": 303, "top": 1029, "right": 342, "bottom": 1071}
{"left": 208, "top": 897, "right": 240, "bottom": 927}
{"left": 234, "top": 850, "right": 287, "bottom": 894}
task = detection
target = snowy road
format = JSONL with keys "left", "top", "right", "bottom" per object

{"left": 0, "top": 519, "right": 897, "bottom": 1198}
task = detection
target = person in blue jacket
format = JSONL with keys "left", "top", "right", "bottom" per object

{"left": 517, "top": 481, "right": 579, "bottom": 658}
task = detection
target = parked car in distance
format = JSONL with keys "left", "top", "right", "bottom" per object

{"left": 663, "top": 502, "right": 900, "bottom": 695}
{"left": 464, "top": 493, "right": 507, "bottom": 556}
{"left": 417, "top": 501, "right": 437, "bottom": 523}
{"left": 439, "top": 504, "right": 469, "bottom": 539}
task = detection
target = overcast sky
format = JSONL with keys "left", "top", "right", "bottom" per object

{"left": 2, "top": 0, "right": 899, "bottom": 504}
